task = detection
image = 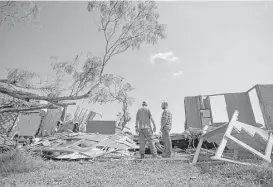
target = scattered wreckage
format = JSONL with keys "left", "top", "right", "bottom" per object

{"left": 2, "top": 84, "right": 273, "bottom": 166}
{"left": 26, "top": 132, "right": 139, "bottom": 161}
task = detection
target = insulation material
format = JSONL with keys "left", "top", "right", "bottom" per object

{"left": 17, "top": 113, "right": 42, "bottom": 136}
{"left": 225, "top": 93, "right": 256, "bottom": 126}
{"left": 184, "top": 97, "right": 202, "bottom": 129}
{"left": 209, "top": 95, "right": 229, "bottom": 123}
{"left": 248, "top": 88, "right": 265, "bottom": 128}
{"left": 257, "top": 85, "right": 273, "bottom": 130}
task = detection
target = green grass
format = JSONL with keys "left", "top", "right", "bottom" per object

{"left": 0, "top": 151, "right": 272, "bottom": 187}
{"left": 0, "top": 148, "right": 41, "bottom": 177}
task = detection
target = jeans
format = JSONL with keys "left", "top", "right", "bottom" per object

{"left": 139, "top": 128, "right": 157, "bottom": 155}
{"left": 161, "top": 126, "right": 172, "bottom": 156}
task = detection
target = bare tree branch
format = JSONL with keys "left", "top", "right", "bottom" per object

{"left": 0, "top": 1, "right": 165, "bottom": 112}
{"left": 0, "top": 104, "right": 58, "bottom": 113}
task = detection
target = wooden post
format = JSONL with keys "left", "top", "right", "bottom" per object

{"left": 265, "top": 132, "right": 273, "bottom": 159}
{"left": 192, "top": 136, "right": 204, "bottom": 165}
{"left": 212, "top": 110, "right": 239, "bottom": 159}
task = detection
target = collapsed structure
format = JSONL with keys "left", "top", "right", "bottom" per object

{"left": 2, "top": 83, "right": 273, "bottom": 164}
{"left": 184, "top": 84, "right": 273, "bottom": 165}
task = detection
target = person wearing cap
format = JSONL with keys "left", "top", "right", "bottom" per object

{"left": 160, "top": 101, "right": 172, "bottom": 158}
{"left": 135, "top": 101, "right": 160, "bottom": 159}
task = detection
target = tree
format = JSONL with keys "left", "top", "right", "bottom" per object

{"left": 116, "top": 96, "right": 133, "bottom": 131}
{"left": 0, "top": 0, "right": 166, "bottom": 111}
{"left": 97, "top": 75, "right": 134, "bottom": 130}
{"left": 0, "top": 1, "right": 40, "bottom": 27}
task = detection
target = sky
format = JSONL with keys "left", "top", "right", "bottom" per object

{"left": 1, "top": 1, "right": 273, "bottom": 134}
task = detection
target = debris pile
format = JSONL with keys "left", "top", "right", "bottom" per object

{"left": 27, "top": 132, "right": 138, "bottom": 161}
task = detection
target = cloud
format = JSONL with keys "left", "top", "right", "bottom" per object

{"left": 149, "top": 51, "right": 179, "bottom": 64}
{"left": 172, "top": 70, "right": 183, "bottom": 77}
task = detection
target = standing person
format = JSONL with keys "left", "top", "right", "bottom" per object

{"left": 160, "top": 101, "right": 172, "bottom": 158}
{"left": 135, "top": 101, "right": 161, "bottom": 159}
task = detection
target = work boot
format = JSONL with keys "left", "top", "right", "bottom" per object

{"left": 140, "top": 154, "right": 145, "bottom": 159}
{"left": 162, "top": 154, "right": 171, "bottom": 158}
{"left": 152, "top": 154, "right": 162, "bottom": 159}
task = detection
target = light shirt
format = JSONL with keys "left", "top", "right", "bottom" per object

{"left": 161, "top": 109, "right": 172, "bottom": 129}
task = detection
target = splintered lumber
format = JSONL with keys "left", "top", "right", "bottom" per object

{"left": 133, "top": 157, "right": 190, "bottom": 162}
{"left": 30, "top": 132, "right": 138, "bottom": 160}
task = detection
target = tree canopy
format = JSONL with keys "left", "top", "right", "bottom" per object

{"left": 0, "top": 0, "right": 166, "bottom": 114}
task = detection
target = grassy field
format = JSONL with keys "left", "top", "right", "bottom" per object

{"left": 1, "top": 149, "right": 273, "bottom": 187}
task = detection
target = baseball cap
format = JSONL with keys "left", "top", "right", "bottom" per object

{"left": 142, "top": 101, "right": 148, "bottom": 106}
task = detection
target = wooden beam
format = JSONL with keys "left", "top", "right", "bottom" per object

{"left": 265, "top": 132, "right": 273, "bottom": 158}
{"left": 213, "top": 111, "right": 239, "bottom": 159}
{"left": 191, "top": 92, "right": 246, "bottom": 98}
{"left": 246, "top": 84, "right": 258, "bottom": 93}
{"left": 192, "top": 137, "right": 204, "bottom": 165}
{"left": 202, "top": 122, "right": 228, "bottom": 139}
{"left": 200, "top": 148, "right": 215, "bottom": 155}
{"left": 210, "top": 156, "right": 252, "bottom": 166}
{"left": 226, "top": 134, "right": 271, "bottom": 162}
{"left": 0, "top": 104, "right": 59, "bottom": 113}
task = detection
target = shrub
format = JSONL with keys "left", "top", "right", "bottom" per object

{"left": 0, "top": 148, "right": 40, "bottom": 177}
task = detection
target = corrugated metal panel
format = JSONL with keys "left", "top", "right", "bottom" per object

{"left": 184, "top": 97, "right": 202, "bottom": 129}
{"left": 225, "top": 93, "right": 256, "bottom": 126}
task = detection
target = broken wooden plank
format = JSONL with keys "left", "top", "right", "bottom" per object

{"left": 226, "top": 134, "right": 271, "bottom": 162}
{"left": 210, "top": 156, "right": 253, "bottom": 166}
{"left": 192, "top": 136, "right": 204, "bottom": 165}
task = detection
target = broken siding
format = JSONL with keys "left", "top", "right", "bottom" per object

{"left": 256, "top": 85, "right": 273, "bottom": 130}
{"left": 184, "top": 97, "right": 202, "bottom": 129}
{"left": 224, "top": 93, "right": 256, "bottom": 126}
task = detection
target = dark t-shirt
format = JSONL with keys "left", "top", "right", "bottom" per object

{"left": 136, "top": 107, "right": 152, "bottom": 129}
